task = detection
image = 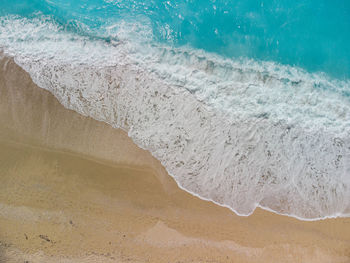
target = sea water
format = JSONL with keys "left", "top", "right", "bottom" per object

{"left": 0, "top": 0, "right": 349, "bottom": 220}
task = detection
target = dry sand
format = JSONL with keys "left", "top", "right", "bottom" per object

{"left": 0, "top": 55, "right": 349, "bottom": 263}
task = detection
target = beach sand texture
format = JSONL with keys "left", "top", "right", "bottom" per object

{"left": 0, "top": 55, "right": 350, "bottom": 262}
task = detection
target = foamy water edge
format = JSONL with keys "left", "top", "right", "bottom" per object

{"left": 1, "top": 15, "right": 350, "bottom": 221}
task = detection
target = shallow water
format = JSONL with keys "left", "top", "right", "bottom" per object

{"left": 1, "top": 0, "right": 350, "bottom": 78}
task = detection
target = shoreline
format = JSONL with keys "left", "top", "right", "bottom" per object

{"left": 3, "top": 50, "right": 346, "bottom": 222}
{"left": 6, "top": 39, "right": 350, "bottom": 220}
{"left": 1, "top": 54, "right": 350, "bottom": 262}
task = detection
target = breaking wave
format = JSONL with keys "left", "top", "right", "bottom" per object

{"left": 1, "top": 15, "right": 350, "bottom": 220}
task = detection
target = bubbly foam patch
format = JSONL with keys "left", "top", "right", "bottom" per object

{"left": 1, "top": 15, "right": 350, "bottom": 220}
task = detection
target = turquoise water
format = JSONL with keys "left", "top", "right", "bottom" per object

{"left": 1, "top": 0, "right": 350, "bottom": 78}
{"left": 1, "top": 1, "right": 350, "bottom": 220}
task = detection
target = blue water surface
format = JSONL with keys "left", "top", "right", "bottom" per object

{"left": 1, "top": 0, "right": 350, "bottom": 79}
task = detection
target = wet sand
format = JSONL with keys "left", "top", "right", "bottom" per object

{"left": 0, "top": 55, "right": 349, "bottom": 263}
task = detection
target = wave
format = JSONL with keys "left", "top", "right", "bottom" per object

{"left": 1, "top": 15, "right": 350, "bottom": 220}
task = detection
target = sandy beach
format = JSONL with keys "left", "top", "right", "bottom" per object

{"left": 0, "top": 55, "right": 350, "bottom": 263}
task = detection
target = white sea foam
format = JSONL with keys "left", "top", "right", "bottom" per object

{"left": 1, "top": 15, "right": 350, "bottom": 220}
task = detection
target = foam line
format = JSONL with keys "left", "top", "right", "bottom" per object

{"left": 1, "top": 15, "right": 350, "bottom": 220}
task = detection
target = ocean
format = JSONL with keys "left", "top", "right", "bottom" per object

{"left": 0, "top": 0, "right": 349, "bottom": 220}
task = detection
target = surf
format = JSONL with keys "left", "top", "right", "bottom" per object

{"left": 0, "top": 1, "right": 349, "bottom": 220}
